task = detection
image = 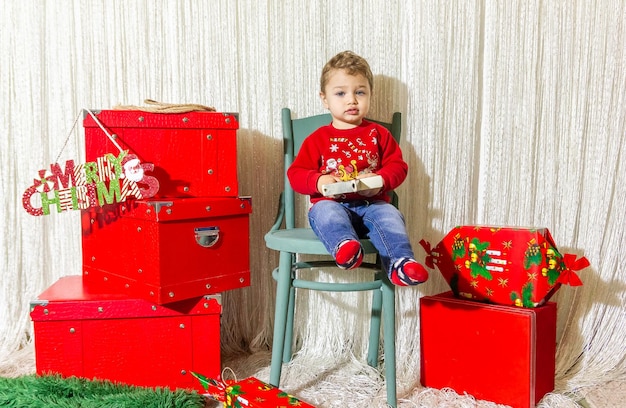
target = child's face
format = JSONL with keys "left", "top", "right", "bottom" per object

{"left": 320, "top": 69, "right": 371, "bottom": 129}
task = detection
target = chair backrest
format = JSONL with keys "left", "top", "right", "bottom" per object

{"left": 281, "top": 107, "right": 402, "bottom": 229}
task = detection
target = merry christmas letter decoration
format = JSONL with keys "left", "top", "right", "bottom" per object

{"left": 22, "top": 151, "right": 160, "bottom": 216}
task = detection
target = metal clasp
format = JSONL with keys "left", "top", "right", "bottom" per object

{"left": 194, "top": 226, "right": 220, "bottom": 247}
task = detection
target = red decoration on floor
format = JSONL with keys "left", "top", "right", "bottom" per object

{"left": 192, "top": 373, "right": 316, "bottom": 407}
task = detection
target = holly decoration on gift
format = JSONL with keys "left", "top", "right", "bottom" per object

{"left": 277, "top": 391, "right": 306, "bottom": 406}
{"left": 225, "top": 385, "right": 246, "bottom": 408}
{"left": 451, "top": 234, "right": 466, "bottom": 260}
{"left": 542, "top": 247, "right": 563, "bottom": 285}
{"left": 465, "top": 238, "right": 493, "bottom": 280}
{"left": 523, "top": 239, "right": 543, "bottom": 269}
{"left": 422, "top": 226, "right": 589, "bottom": 308}
{"left": 511, "top": 283, "right": 536, "bottom": 307}
{"left": 191, "top": 371, "right": 245, "bottom": 407}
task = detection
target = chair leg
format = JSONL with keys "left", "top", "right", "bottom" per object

{"left": 270, "top": 251, "right": 293, "bottom": 387}
{"left": 282, "top": 282, "right": 296, "bottom": 363}
{"left": 382, "top": 277, "right": 397, "bottom": 408}
{"left": 367, "top": 276, "right": 383, "bottom": 367}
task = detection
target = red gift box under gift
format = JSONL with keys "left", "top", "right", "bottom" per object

{"left": 192, "top": 373, "right": 316, "bottom": 407}
{"left": 420, "top": 292, "right": 557, "bottom": 408}
{"left": 421, "top": 226, "right": 588, "bottom": 307}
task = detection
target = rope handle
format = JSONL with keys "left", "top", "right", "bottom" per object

{"left": 220, "top": 366, "right": 238, "bottom": 383}
{"left": 54, "top": 100, "right": 214, "bottom": 163}
{"left": 113, "top": 99, "right": 216, "bottom": 113}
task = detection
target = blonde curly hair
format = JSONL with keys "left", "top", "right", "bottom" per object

{"left": 320, "top": 51, "right": 374, "bottom": 93}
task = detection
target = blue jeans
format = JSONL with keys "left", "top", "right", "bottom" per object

{"left": 308, "top": 199, "right": 415, "bottom": 274}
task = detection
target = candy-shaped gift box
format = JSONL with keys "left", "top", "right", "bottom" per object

{"left": 421, "top": 226, "right": 588, "bottom": 307}
{"left": 30, "top": 275, "right": 221, "bottom": 391}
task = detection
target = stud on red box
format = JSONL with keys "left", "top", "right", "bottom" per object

{"left": 82, "top": 196, "right": 251, "bottom": 304}
{"left": 83, "top": 110, "right": 240, "bottom": 198}
{"left": 30, "top": 275, "right": 221, "bottom": 392}
{"left": 421, "top": 226, "right": 588, "bottom": 307}
{"left": 420, "top": 292, "right": 557, "bottom": 408}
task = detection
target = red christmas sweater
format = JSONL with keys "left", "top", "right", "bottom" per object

{"left": 287, "top": 119, "right": 408, "bottom": 204}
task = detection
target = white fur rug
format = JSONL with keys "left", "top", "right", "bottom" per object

{"left": 2, "top": 344, "right": 612, "bottom": 408}
{"left": 578, "top": 380, "right": 626, "bottom": 408}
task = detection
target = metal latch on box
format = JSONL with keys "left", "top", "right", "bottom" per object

{"left": 194, "top": 226, "right": 220, "bottom": 248}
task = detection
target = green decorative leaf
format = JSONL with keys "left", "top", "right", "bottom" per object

{"left": 470, "top": 262, "right": 492, "bottom": 280}
{"left": 522, "top": 282, "right": 535, "bottom": 307}
{"left": 451, "top": 239, "right": 466, "bottom": 260}
{"left": 472, "top": 238, "right": 490, "bottom": 252}
{"left": 524, "top": 252, "right": 543, "bottom": 269}
{"left": 227, "top": 384, "right": 245, "bottom": 397}
{"left": 190, "top": 371, "right": 217, "bottom": 390}
{"left": 547, "top": 268, "right": 561, "bottom": 285}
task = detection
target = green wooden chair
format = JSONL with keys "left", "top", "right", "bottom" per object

{"left": 265, "top": 107, "right": 401, "bottom": 407}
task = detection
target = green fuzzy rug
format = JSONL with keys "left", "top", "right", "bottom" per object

{"left": 0, "top": 374, "right": 207, "bottom": 408}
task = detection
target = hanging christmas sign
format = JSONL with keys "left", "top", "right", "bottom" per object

{"left": 22, "top": 108, "right": 160, "bottom": 216}
{"left": 22, "top": 151, "right": 160, "bottom": 216}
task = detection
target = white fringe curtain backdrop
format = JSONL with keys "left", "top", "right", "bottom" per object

{"left": 1, "top": 0, "right": 624, "bottom": 406}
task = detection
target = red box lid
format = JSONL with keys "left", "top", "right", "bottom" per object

{"left": 30, "top": 275, "right": 221, "bottom": 321}
{"left": 113, "top": 196, "right": 253, "bottom": 222}
{"left": 83, "top": 110, "right": 239, "bottom": 130}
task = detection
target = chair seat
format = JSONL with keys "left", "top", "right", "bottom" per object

{"left": 264, "top": 228, "right": 378, "bottom": 255}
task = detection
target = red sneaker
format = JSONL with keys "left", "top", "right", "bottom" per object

{"left": 335, "top": 240, "right": 363, "bottom": 270}
{"left": 390, "top": 258, "right": 429, "bottom": 286}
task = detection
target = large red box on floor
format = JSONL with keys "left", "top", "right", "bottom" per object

{"left": 82, "top": 196, "right": 251, "bottom": 304}
{"left": 420, "top": 292, "right": 556, "bottom": 408}
{"left": 30, "top": 275, "right": 221, "bottom": 391}
{"left": 83, "top": 110, "right": 239, "bottom": 198}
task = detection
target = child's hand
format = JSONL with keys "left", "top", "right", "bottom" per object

{"left": 356, "top": 173, "right": 383, "bottom": 197}
{"left": 317, "top": 174, "right": 341, "bottom": 194}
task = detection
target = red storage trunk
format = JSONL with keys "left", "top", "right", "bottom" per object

{"left": 30, "top": 275, "right": 221, "bottom": 391}
{"left": 83, "top": 110, "right": 239, "bottom": 198}
{"left": 420, "top": 292, "right": 556, "bottom": 408}
{"left": 82, "top": 196, "right": 251, "bottom": 304}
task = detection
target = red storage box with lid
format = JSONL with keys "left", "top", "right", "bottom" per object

{"left": 82, "top": 196, "right": 251, "bottom": 304}
{"left": 30, "top": 275, "right": 221, "bottom": 391}
{"left": 420, "top": 292, "right": 557, "bottom": 408}
{"left": 83, "top": 110, "right": 239, "bottom": 198}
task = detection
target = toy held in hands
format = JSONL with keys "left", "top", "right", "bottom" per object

{"left": 321, "top": 174, "right": 384, "bottom": 197}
